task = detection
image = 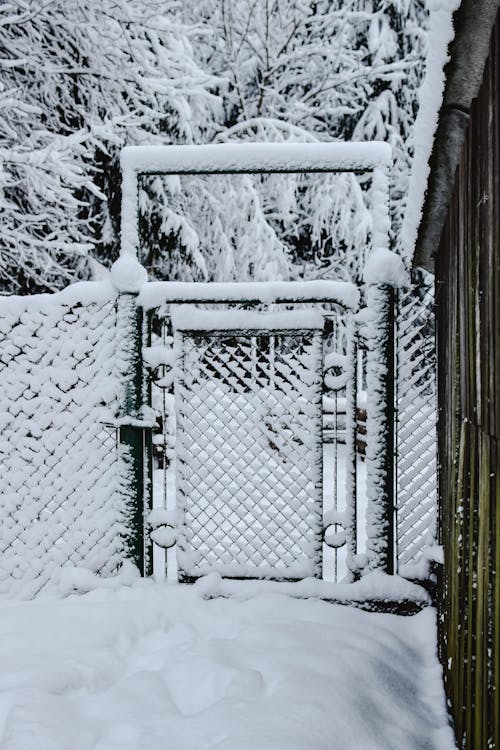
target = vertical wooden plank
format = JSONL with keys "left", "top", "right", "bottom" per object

{"left": 493, "top": 437, "right": 500, "bottom": 750}
{"left": 475, "top": 430, "right": 489, "bottom": 750}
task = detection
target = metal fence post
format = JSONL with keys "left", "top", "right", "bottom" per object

{"left": 365, "top": 283, "right": 396, "bottom": 573}
{"left": 345, "top": 318, "right": 359, "bottom": 579}
{"left": 114, "top": 263, "right": 152, "bottom": 577}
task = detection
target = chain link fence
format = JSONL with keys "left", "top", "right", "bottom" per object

{"left": 395, "top": 273, "right": 437, "bottom": 571}
{"left": 0, "top": 275, "right": 438, "bottom": 595}
{"left": 0, "top": 287, "right": 130, "bottom": 598}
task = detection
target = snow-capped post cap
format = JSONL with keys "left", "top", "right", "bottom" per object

{"left": 363, "top": 248, "right": 408, "bottom": 288}
{"left": 111, "top": 255, "right": 148, "bottom": 293}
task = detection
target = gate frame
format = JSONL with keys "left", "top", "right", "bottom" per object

{"left": 145, "top": 293, "right": 359, "bottom": 581}
{"left": 117, "top": 141, "right": 397, "bottom": 576}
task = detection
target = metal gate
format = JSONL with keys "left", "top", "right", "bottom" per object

{"left": 143, "top": 284, "right": 363, "bottom": 583}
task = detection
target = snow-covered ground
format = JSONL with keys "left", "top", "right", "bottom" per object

{"left": 0, "top": 580, "right": 455, "bottom": 750}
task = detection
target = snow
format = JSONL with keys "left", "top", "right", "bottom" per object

{"left": 364, "top": 248, "right": 408, "bottom": 287}
{"left": 172, "top": 306, "right": 324, "bottom": 331}
{"left": 147, "top": 508, "right": 180, "bottom": 529}
{"left": 150, "top": 526, "right": 177, "bottom": 549}
{"left": 110, "top": 255, "right": 148, "bottom": 292}
{"left": 142, "top": 345, "right": 176, "bottom": 369}
{"left": 370, "top": 165, "right": 391, "bottom": 257}
{"left": 121, "top": 141, "right": 392, "bottom": 175}
{"left": 105, "top": 415, "right": 157, "bottom": 428}
{"left": 0, "top": 281, "right": 116, "bottom": 316}
{"left": 173, "top": 328, "right": 323, "bottom": 580}
{"left": 138, "top": 279, "right": 359, "bottom": 310}
{"left": 194, "top": 571, "right": 431, "bottom": 607}
{"left": 401, "top": 0, "right": 461, "bottom": 262}
{"left": 324, "top": 351, "right": 348, "bottom": 370}
{"left": 0, "top": 582, "right": 455, "bottom": 750}
{"left": 323, "top": 527, "right": 347, "bottom": 549}
{"left": 120, "top": 161, "right": 139, "bottom": 260}
{"left": 324, "top": 370, "right": 349, "bottom": 391}
{"left": 399, "top": 545, "right": 444, "bottom": 582}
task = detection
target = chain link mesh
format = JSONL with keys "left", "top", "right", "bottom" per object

{"left": 395, "top": 276, "right": 437, "bottom": 569}
{"left": 0, "top": 294, "right": 128, "bottom": 598}
{"left": 0, "top": 278, "right": 432, "bottom": 593}
{"left": 175, "top": 329, "right": 323, "bottom": 580}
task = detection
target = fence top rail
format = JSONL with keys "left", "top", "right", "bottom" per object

{"left": 138, "top": 280, "right": 359, "bottom": 311}
{"left": 121, "top": 142, "right": 392, "bottom": 176}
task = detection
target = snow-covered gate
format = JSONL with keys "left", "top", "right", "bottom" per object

{"left": 175, "top": 312, "right": 325, "bottom": 581}
{"left": 142, "top": 273, "right": 438, "bottom": 582}
{"left": 119, "top": 142, "right": 400, "bottom": 583}
{"left": 141, "top": 284, "right": 360, "bottom": 582}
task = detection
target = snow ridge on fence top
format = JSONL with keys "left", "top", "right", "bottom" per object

{"left": 0, "top": 281, "right": 116, "bottom": 316}
{"left": 0, "top": 276, "right": 359, "bottom": 313}
{"left": 172, "top": 306, "right": 324, "bottom": 331}
{"left": 139, "top": 279, "right": 359, "bottom": 310}
{"left": 121, "top": 142, "right": 392, "bottom": 174}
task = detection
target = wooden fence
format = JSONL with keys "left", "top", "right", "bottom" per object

{"left": 436, "top": 13, "right": 499, "bottom": 749}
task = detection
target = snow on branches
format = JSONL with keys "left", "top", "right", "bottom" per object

{"left": 0, "top": 0, "right": 430, "bottom": 293}
{"left": 138, "top": 0, "right": 428, "bottom": 284}
{"left": 0, "top": 0, "right": 222, "bottom": 293}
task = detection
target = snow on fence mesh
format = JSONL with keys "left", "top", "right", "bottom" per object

{"left": 174, "top": 321, "right": 324, "bottom": 581}
{"left": 0, "top": 273, "right": 437, "bottom": 595}
{"left": 395, "top": 276, "right": 437, "bottom": 570}
{"left": 0, "top": 285, "right": 128, "bottom": 598}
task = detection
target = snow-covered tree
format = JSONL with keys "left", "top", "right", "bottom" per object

{"left": 0, "top": 0, "right": 222, "bottom": 293}
{"left": 0, "top": 0, "right": 428, "bottom": 292}
{"left": 146, "top": 0, "right": 427, "bottom": 283}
